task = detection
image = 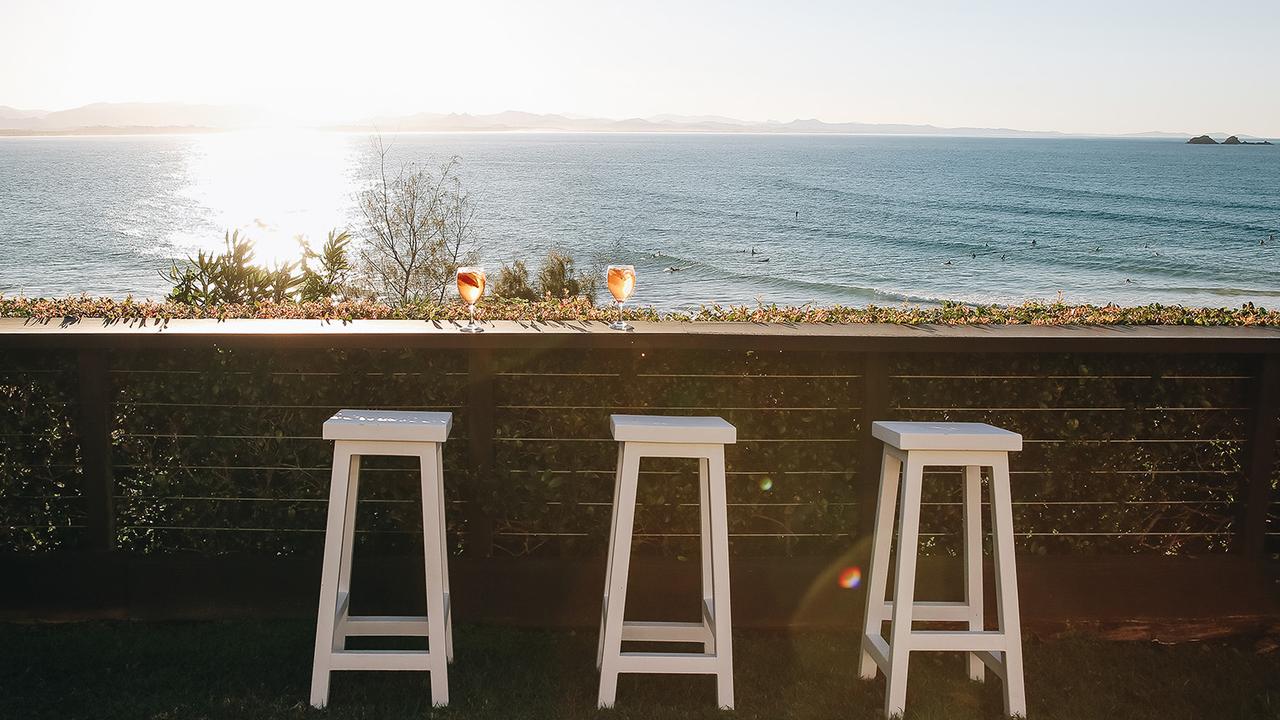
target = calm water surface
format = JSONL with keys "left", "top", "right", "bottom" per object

{"left": 0, "top": 132, "right": 1277, "bottom": 309}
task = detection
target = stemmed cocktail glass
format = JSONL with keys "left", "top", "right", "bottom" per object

{"left": 606, "top": 265, "right": 636, "bottom": 331}
{"left": 456, "top": 266, "right": 486, "bottom": 333}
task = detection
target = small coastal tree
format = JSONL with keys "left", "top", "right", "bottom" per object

{"left": 492, "top": 250, "right": 598, "bottom": 302}
{"left": 353, "top": 138, "right": 478, "bottom": 305}
{"left": 536, "top": 250, "right": 597, "bottom": 301}
{"left": 492, "top": 260, "right": 539, "bottom": 301}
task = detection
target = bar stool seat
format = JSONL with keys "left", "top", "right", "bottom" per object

{"left": 323, "top": 409, "right": 452, "bottom": 443}
{"left": 610, "top": 414, "right": 737, "bottom": 444}
{"left": 871, "top": 421, "right": 1021, "bottom": 452}
{"left": 860, "top": 421, "right": 1028, "bottom": 719}
{"left": 597, "top": 414, "right": 737, "bottom": 709}
{"left": 310, "top": 410, "right": 455, "bottom": 708}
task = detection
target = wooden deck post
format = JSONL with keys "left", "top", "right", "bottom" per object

{"left": 75, "top": 348, "right": 115, "bottom": 552}
{"left": 466, "top": 348, "right": 496, "bottom": 557}
{"left": 1240, "top": 353, "right": 1280, "bottom": 556}
{"left": 857, "top": 353, "right": 891, "bottom": 544}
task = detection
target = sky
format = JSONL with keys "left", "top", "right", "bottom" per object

{"left": 2, "top": 0, "right": 1278, "bottom": 136}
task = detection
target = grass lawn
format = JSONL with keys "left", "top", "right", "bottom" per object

{"left": 1, "top": 620, "right": 1277, "bottom": 720}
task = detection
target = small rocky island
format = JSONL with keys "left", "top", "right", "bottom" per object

{"left": 1187, "top": 134, "right": 1273, "bottom": 145}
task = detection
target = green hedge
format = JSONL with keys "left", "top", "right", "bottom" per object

{"left": 0, "top": 343, "right": 1264, "bottom": 558}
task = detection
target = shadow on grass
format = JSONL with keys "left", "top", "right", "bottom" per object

{"left": 1, "top": 621, "right": 1277, "bottom": 720}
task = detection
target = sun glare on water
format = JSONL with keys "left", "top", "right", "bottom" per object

{"left": 178, "top": 129, "right": 357, "bottom": 266}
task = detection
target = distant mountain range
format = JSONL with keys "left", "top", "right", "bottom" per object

{"left": 0, "top": 102, "right": 1267, "bottom": 141}
{"left": 0, "top": 102, "right": 259, "bottom": 134}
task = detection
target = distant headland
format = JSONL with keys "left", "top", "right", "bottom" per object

{"left": 0, "top": 101, "right": 1264, "bottom": 140}
{"left": 1188, "top": 134, "right": 1273, "bottom": 145}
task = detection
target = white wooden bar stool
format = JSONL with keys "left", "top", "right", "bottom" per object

{"left": 597, "top": 414, "right": 737, "bottom": 709}
{"left": 310, "top": 409, "right": 454, "bottom": 708}
{"left": 859, "top": 421, "right": 1027, "bottom": 719}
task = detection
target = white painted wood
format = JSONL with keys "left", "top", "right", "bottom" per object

{"left": 963, "top": 464, "right": 985, "bottom": 682}
{"left": 698, "top": 456, "right": 715, "bottom": 655}
{"left": 598, "top": 444, "right": 625, "bottom": 671}
{"left": 906, "top": 631, "right": 1008, "bottom": 652}
{"left": 991, "top": 453, "right": 1028, "bottom": 717}
{"left": 434, "top": 446, "right": 453, "bottom": 664}
{"left": 885, "top": 453, "right": 924, "bottom": 719}
{"left": 329, "top": 650, "right": 433, "bottom": 671}
{"left": 311, "top": 411, "right": 454, "bottom": 710}
{"left": 334, "top": 454, "right": 361, "bottom": 646}
{"left": 609, "top": 414, "right": 737, "bottom": 445}
{"left": 864, "top": 634, "right": 891, "bottom": 674}
{"left": 323, "top": 409, "right": 452, "bottom": 443}
{"left": 598, "top": 443, "right": 640, "bottom": 708}
{"left": 418, "top": 447, "right": 450, "bottom": 706}
{"left": 614, "top": 653, "right": 721, "bottom": 674}
{"left": 621, "top": 621, "right": 712, "bottom": 643}
{"left": 882, "top": 600, "right": 975, "bottom": 622}
{"left": 335, "top": 591, "right": 350, "bottom": 622}
{"left": 871, "top": 421, "right": 1022, "bottom": 452}
{"left": 859, "top": 424, "right": 1028, "bottom": 718}
{"left": 974, "top": 650, "right": 1008, "bottom": 681}
{"left": 310, "top": 445, "right": 353, "bottom": 708}
{"left": 598, "top": 420, "right": 736, "bottom": 710}
{"left": 341, "top": 616, "right": 431, "bottom": 636}
{"left": 706, "top": 445, "right": 735, "bottom": 709}
{"left": 859, "top": 446, "right": 901, "bottom": 679}
{"left": 610, "top": 441, "right": 723, "bottom": 459}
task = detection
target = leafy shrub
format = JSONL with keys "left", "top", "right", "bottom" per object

{"left": 492, "top": 260, "right": 539, "bottom": 302}
{"left": 535, "top": 250, "right": 597, "bottom": 302}
{"left": 299, "top": 231, "right": 356, "bottom": 302}
{"left": 163, "top": 230, "right": 355, "bottom": 306}
{"left": 492, "top": 251, "right": 598, "bottom": 302}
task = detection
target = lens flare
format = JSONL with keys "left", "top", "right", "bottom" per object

{"left": 758, "top": 477, "right": 773, "bottom": 492}
{"left": 838, "top": 566, "right": 862, "bottom": 589}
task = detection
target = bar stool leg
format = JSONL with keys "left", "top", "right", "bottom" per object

{"left": 419, "top": 447, "right": 449, "bottom": 706}
{"left": 859, "top": 447, "right": 902, "bottom": 679}
{"left": 698, "top": 456, "right": 715, "bottom": 654}
{"left": 334, "top": 454, "right": 361, "bottom": 651}
{"left": 885, "top": 454, "right": 924, "bottom": 719}
{"left": 434, "top": 447, "right": 453, "bottom": 663}
{"left": 990, "top": 455, "right": 1027, "bottom": 717}
{"left": 598, "top": 444, "right": 641, "bottom": 708}
{"left": 598, "top": 445, "right": 625, "bottom": 670}
{"left": 706, "top": 446, "right": 735, "bottom": 709}
{"left": 963, "top": 464, "right": 985, "bottom": 682}
{"left": 310, "top": 445, "right": 355, "bottom": 709}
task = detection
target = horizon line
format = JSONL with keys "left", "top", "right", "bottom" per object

{"left": 3, "top": 101, "right": 1270, "bottom": 139}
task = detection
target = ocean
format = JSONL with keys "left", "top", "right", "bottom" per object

{"left": 0, "top": 132, "right": 1276, "bottom": 309}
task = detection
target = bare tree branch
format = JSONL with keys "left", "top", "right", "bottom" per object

{"left": 353, "top": 138, "right": 479, "bottom": 304}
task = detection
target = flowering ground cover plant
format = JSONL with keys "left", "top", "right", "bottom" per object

{"left": 2, "top": 295, "right": 1278, "bottom": 325}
